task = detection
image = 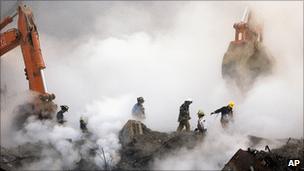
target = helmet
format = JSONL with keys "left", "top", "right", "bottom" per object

{"left": 197, "top": 110, "right": 205, "bottom": 117}
{"left": 80, "top": 116, "right": 88, "bottom": 122}
{"left": 137, "top": 97, "right": 144, "bottom": 103}
{"left": 228, "top": 101, "right": 235, "bottom": 108}
{"left": 60, "top": 105, "right": 69, "bottom": 111}
{"left": 185, "top": 98, "right": 193, "bottom": 103}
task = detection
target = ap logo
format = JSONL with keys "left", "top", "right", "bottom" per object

{"left": 288, "top": 159, "right": 301, "bottom": 167}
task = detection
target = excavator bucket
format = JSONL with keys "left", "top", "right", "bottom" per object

{"left": 222, "top": 8, "right": 274, "bottom": 93}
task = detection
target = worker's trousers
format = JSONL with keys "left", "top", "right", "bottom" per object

{"left": 220, "top": 114, "right": 232, "bottom": 128}
{"left": 177, "top": 120, "right": 190, "bottom": 132}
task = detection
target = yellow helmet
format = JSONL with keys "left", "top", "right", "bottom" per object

{"left": 228, "top": 101, "right": 235, "bottom": 108}
{"left": 197, "top": 110, "right": 205, "bottom": 117}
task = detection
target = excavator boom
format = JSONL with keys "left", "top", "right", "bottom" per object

{"left": 0, "top": 3, "right": 57, "bottom": 119}
{"left": 0, "top": 4, "right": 54, "bottom": 100}
{"left": 0, "top": 28, "right": 20, "bottom": 56}
{"left": 17, "top": 4, "right": 47, "bottom": 94}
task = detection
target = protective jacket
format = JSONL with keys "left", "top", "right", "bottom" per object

{"left": 56, "top": 110, "right": 65, "bottom": 123}
{"left": 80, "top": 120, "right": 87, "bottom": 131}
{"left": 178, "top": 103, "right": 191, "bottom": 122}
{"left": 197, "top": 118, "right": 206, "bottom": 132}
{"left": 57, "top": 110, "right": 64, "bottom": 121}
{"left": 132, "top": 103, "right": 145, "bottom": 120}
{"left": 213, "top": 106, "right": 233, "bottom": 116}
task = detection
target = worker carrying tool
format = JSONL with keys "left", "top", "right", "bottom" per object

{"left": 194, "top": 110, "right": 207, "bottom": 133}
{"left": 80, "top": 117, "right": 88, "bottom": 132}
{"left": 211, "top": 101, "right": 235, "bottom": 128}
{"left": 56, "top": 105, "right": 69, "bottom": 124}
{"left": 132, "top": 97, "right": 145, "bottom": 121}
{"left": 177, "top": 98, "right": 192, "bottom": 132}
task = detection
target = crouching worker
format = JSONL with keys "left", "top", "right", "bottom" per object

{"left": 57, "top": 105, "right": 69, "bottom": 124}
{"left": 194, "top": 110, "right": 207, "bottom": 133}
{"left": 211, "top": 101, "right": 234, "bottom": 128}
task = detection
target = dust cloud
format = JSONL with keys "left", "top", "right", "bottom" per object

{"left": 1, "top": 1, "right": 302, "bottom": 170}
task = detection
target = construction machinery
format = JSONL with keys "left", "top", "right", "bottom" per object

{"left": 222, "top": 8, "right": 274, "bottom": 93}
{"left": 0, "top": 3, "right": 57, "bottom": 119}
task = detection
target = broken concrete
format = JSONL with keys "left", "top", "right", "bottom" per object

{"left": 116, "top": 120, "right": 205, "bottom": 170}
{"left": 1, "top": 120, "right": 302, "bottom": 170}
{"left": 222, "top": 138, "right": 304, "bottom": 171}
{"left": 1, "top": 142, "right": 54, "bottom": 170}
{"left": 0, "top": 135, "right": 103, "bottom": 170}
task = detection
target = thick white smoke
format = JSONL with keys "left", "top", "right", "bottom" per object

{"left": 1, "top": 1, "right": 302, "bottom": 170}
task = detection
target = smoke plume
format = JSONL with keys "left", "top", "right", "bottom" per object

{"left": 1, "top": 1, "right": 302, "bottom": 170}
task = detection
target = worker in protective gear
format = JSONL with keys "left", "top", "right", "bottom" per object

{"left": 194, "top": 110, "right": 207, "bottom": 133}
{"left": 211, "top": 101, "right": 235, "bottom": 128}
{"left": 80, "top": 117, "right": 88, "bottom": 132}
{"left": 177, "top": 98, "right": 192, "bottom": 132}
{"left": 132, "top": 97, "right": 145, "bottom": 121}
{"left": 56, "top": 105, "right": 69, "bottom": 124}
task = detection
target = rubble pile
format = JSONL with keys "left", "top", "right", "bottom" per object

{"left": 116, "top": 120, "right": 204, "bottom": 170}
{"left": 1, "top": 120, "right": 302, "bottom": 171}
{"left": 1, "top": 142, "right": 55, "bottom": 170}
{"left": 222, "top": 138, "right": 304, "bottom": 171}
{"left": 0, "top": 134, "right": 103, "bottom": 170}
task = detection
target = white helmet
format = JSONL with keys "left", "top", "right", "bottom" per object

{"left": 185, "top": 98, "right": 193, "bottom": 103}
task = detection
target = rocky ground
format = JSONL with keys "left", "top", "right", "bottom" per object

{"left": 1, "top": 120, "right": 303, "bottom": 170}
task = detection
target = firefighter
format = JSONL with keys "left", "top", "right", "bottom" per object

{"left": 177, "top": 98, "right": 192, "bottom": 132}
{"left": 211, "top": 101, "right": 235, "bottom": 128}
{"left": 194, "top": 110, "right": 207, "bottom": 133}
{"left": 132, "top": 97, "right": 145, "bottom": 121}
{"left": 80, "top": 117, "right": 88, "bottom": 132}
{"left": 56, "top": 105, "right": 69, "bottom": 124}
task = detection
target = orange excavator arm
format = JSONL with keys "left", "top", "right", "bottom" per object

{"left": 0, "top": 4, "right": 54, "bottom": 101}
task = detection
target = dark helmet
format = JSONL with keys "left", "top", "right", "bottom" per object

{"left": 60, "top": 105, "right": 69, "bottom": 112}
{"left": 137, "top": 97, "right": 144, "bottom": 103}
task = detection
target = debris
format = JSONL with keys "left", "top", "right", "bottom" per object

{"left": 1, "top": 120, "right": 302, "bottom": 171}
{"left": 265, "top": 145, "right": 271, "bottom": 153}
{"left": 222, "top": 138, "right": 304, "bottom": 171}
{"left": 0, "top": 136, "right": 103, "bottom": 170}
{"left": 116, "top": 120, "right": 205, "bottom": 170}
